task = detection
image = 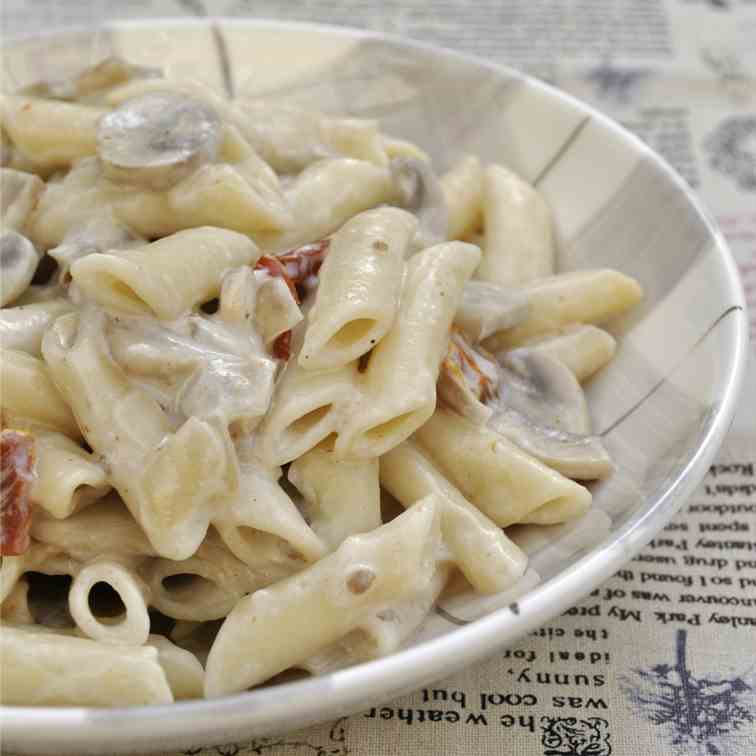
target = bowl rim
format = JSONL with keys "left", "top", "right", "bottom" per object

{"left": 1, "top": 16, "right": 750, "bottom": 754}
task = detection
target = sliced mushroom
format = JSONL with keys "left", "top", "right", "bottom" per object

{"left": 454, "top": 280, "right": 530, "bottom": 343}
{"left": 390, "top": 157, "right": 448, "bottom": 249}
{"left": 0, "top": 231, "right": 42, "bottom": 306}
{"left": 21, "top": 57, "right": 161, "bottom": 103}
{"left": 488, "top": 351, "right": 612, "bottom": 480}
{"left": 97, "top": 92, "right": 222, "bottom": 190}
{"left": 437, "top": 329, "right": 499, "bottom": 425}
{"left": 49, "top": 216, "right": 138, "bottom": 283}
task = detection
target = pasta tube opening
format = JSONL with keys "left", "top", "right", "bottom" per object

{"left": 68, "top": 560, "right": 150, "bottom": 646}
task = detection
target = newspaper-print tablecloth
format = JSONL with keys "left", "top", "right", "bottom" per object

{"left": 2, "top": 1, "right": 755, "bottom": 754}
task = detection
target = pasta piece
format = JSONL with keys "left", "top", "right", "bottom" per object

{"left": 323, "top": 118, "right": 388, "bottom": 168}
{"left": 31, "top": 431, "right": 111, "bottom": 519}
{"left": 476, "top": 164, "right": 555, "bottom": 285}
{"left": 0, "top": 95, "right": 105, "bottom": 171}
{"left": 25, "top": 157, "right": 108, "bottom": 248}
{"left": 214, "top": 460, "right": 326, "bottom": 571}
{"left": 68, "top": 558, "right": 151, "bottom": 645}
{"left": 0, "top": 624, "right": 173, "bottom": 706}
{"left": 42, "top": 312, "right": 237, "bottom": 559}
{"left": 256, "top": 158, "right": 398, "bottom": 252}
{"left": 71, "top": 226, "right": 259, "bottom": 319}
{"left": 1, "top": 577, "right": 34, "bottom": 624}
{"left": 512, "top": 324, "right": 617, "bottom": 382}
{"left": 518, "top": 495, "right": 592, "bottom": 525}
{"left": 288, "top": 448, "right": 381, "bottom": 551}
{"left": 204, "top": 497, "right": 441, "bottom": 696}
{"left": 21, "top": 57, "right": 160, "bottom": 104}
{"left": 382, "top": 136, "right": 430, "bottom": 163}
{"left": 141, "top": 531, "right": 268, "bottom": 621}
{"left": 27, "top": 147, "right": 289, "bottom": 248}
{"left": 453, "top": 280, "right": 530, "bottom": 343}
{"left": 257, "top": 336, "right": 361, "bottom": 466}
{"left": 0, "top": 349, "right": 81, "bottom": 440}
{"left": 337, "top": 241, "right": 481, "bottom": 458}
{"left": 31, "top": 495, "right": 157, "bottom": 562}
{"left": 1, "top": 168, "right": 45, "bottom": 232}
{"left": 441, "top": 155, "right": 483, "bottom": 241}
{"left": 299, "top": 207, "right": 418, "bottom": 370}
{"left": 484, "top": 269, "right": 643, "bottom": 351}
{"left": 169, "top": 162, "right": 292, "bottom": 235}
{"left": 218, "top": 124, "right": 280, "bottom": 192}
{"left": 380, "top": 440, "right": 527, "bottom": 593}
{"left": 0, "top": 298, "right": 76, "bottom": 355}
{"left": 147, "top": 635, "right": 205, "bottom": 700}
{"left": 235, "top": 101, "right": 388, "bottom": 172}
{"left": 415, "top": 407, "right": 591, "bottom": 527}
{"left": 301, "top": 564, "right": 451, "bottom": 674}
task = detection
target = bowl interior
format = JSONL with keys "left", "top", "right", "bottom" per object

{"left": 1, "top": 18, "right": 748, "bottom": 754}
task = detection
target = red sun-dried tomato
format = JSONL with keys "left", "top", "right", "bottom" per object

{"left": 1, "top": 429, "right": 36, "bottom": 556}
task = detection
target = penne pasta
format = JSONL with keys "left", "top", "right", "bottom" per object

{"left": 71, "top": 227, "right": 259, "bottom": 319}
{"left": 68, "top": 558, "right": 151, "bottom": 645}
{"left": 289, "top": 448, "right": 382, "bottom": 551}
{"left": 477, "top": 164, "right": 555, "bottom": 286}
{"left": 31, "top": 431, "right": 111, "bottom": 519}
{"left": 299, "top": 207, "right": 418, "bottom": 370}
{"left": 415, "top": 408, "right": 592, "bottom": 527}
{"left": 0, "top": 349, "right": 81, "bottom": 440}
{"left": 42, "top": 312, "right": 237, "bottom": 560}
{"left": 380, "top": 439, "right": 527, "bottom": 593}
{"left": 337, "top": 241, "right": 480, "bottom": 458}
{"left": 1, "top": 95, "right": 105, "bottom": 171}
{"left": 484, "top": 269, "right": 643, "bottom": 351}
{"left": 510, "top": 324, "right": 617, "bottom": 382}
{"left": 441, "top": 155, "right": 484, "bottom": 241}
{"left": 204, "top": 497, "right": 441, "bottom": 696}
{"left": 0, "top": 624, "right": 173, "bottom": 706}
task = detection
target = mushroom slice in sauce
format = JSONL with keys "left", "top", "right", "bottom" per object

{"left": 97, "top": 92, "right": 222, "bottom": 190}
{"left": 488, "top": 351, "right": 612, "bottom": 480}
{"left": 454, "top": 280, "right": 530, "bottom": 343}
{"left": 437, "top": 329, "right": 499, "bottom": 425}
{"left": 390, "top": 157, "right": 448, "bottom": 249}
{"left": 0, "top": 231, "right": 42, "bottom": 307}
{"left": 49, "top": 216, "right": 138, "bottom": 284}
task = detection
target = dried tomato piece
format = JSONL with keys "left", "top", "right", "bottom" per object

{"left": 277, "top": 239, "right": 330, "bottom": 299}
{"left": 255, "top": 241, "right": 330, "bottom": 361}
{"left": 272, "top": 329, "right": 292, "bottom": 361}
{"left": 255, "top": 255, "right": 298, "bottom": 302}
{"left": 1, "top": 429, "right": 36, "bottom": 556}
{"left": 441, "top": 327, "right": 498, "bottom": 403}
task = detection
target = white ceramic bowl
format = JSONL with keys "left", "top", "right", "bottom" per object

{"left": 1, "top": 19, "right": 749, "bottom": 755}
